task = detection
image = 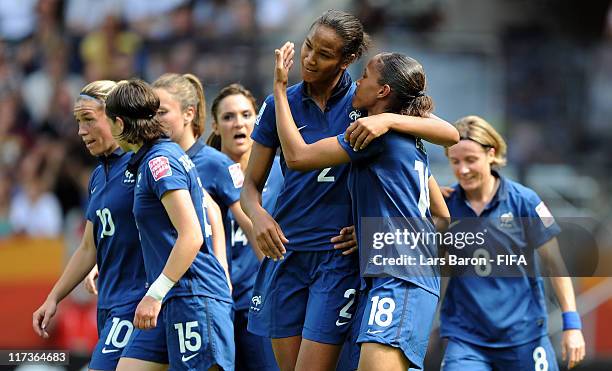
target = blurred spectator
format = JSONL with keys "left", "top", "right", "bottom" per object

{"left": 0, "top": 0, "right": 38, "bottom": 41}
{"left": 0, "top": 174, "right": 12, "bottom": 238}
{"left": 194, "top": 0, "right": 255, "bottom": 38}
{"left": 122, "top": 0, "right": 188, "bottom": 38}
{"left": 21, "top": 47, "right": 83, "bottom": 126}
{"left": 64, "top": 0, "right": 122, "bottom": 35}
{"left": 79, "top": 15, "right": 141, "bottom": 80}
{"left": 9, "top": 144, "right": 64, "bottom": 237}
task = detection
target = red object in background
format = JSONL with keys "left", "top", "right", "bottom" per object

{"left": 53, "top": 296, "right": 98, "bottom": 354}
{"left": 595, "top": 300, "right": 612, "bottom": 354}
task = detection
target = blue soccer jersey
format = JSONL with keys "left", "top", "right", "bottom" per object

{"left": 228, "top": 155, "right": 283, "bottom": 310}
{"left": 187, "top": 140, "right": 242, "bottom": 220}
{"left": 440, "top": 171, "right": 562, "bottom": 347}
{"left": 187, "top": 140, "right": 241, "bottom": 276}
{"left": 252, "top": 71, "right": 360, "bottom": 251}
{"left": 129, "top": 139, "right": 231, "bottom": 303}
{"left": 86, "top": 149, "right": 146, "bottom": 309}
{"left": 337, "top": 132, "right": 440, "bottom": 296}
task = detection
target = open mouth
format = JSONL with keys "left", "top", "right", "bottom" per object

{"left": 234, "top": 133, "right": 247, "bottom": 140}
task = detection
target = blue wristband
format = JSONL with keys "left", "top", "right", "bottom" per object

{"left": 562, "top": 311, "right": 582, "bottom": 330}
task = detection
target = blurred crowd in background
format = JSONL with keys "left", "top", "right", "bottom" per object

{"left": 0, "top": 0, "right": 611, "bottom": 241}
{"left": 0, "top": 1, "right": 611, "bottom": 369}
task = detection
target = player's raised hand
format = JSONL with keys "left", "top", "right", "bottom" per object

{"left": 32, "top": 299, "right": 57, "bottom": 339}
{"left": 134, "top": 295, "right": 162, "bottom": 330}
{"left": 252, "top": 208, "right": 288, "bottom": 261}
{"left": 562, "top": 329, "right": 585, "bottom": 369}
{"left": 274, "top": 41, "right": 295, "bottom": 88}
{"left": 83, "top": 265, "right": 99, "bottom": 295}
{"left": 332, "top": 225, "right": 358, "bottom": 255}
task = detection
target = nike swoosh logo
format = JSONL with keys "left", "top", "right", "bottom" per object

{"left": 297, "top": 125, "right": 307, "bottom": 131}
{"left": 335, "top": 320, "right": 350, "bottom": 326}
{"left": 91, "top": 186, "right": 97, "bottom": 194}
{"left": 101, "top": 347, "right": 119, "bottom": 354}
{"left": 366, "top": 329, "right": 384, "bottom": 335}
{"left": 181, "top": 353, "right": 198, "bottom": 362}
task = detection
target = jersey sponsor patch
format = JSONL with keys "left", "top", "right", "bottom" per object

{"left": 228, "top": 163, "right": 244, "bottom": 188}
{"left": 148, "top": 156, "right": 172, "bottom": 181}
{"left": 535, "top": 201, "right": 555, "bottom": 228}
{"left": 254, "top": 101, "right": 267, "bottom": 126}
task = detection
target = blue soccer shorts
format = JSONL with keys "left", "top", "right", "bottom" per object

{"left": 357, "top": 277, "right": 438, "bottom": 370}
{"left": 442, "top": 336, "right": 559, "bottom": 371}
{"left": 248, "top": 249, "right": 361, "bottom": 345}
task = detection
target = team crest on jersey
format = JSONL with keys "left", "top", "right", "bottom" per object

{"left": 500, "top": 211, "right": 514, "bottom": 228}
{"left": 148, "top": 156, "right": 172, "bottom": 181}
{"left": 228, "top": 163, "right": 244, "bottom": 188}
{"left": 254, "top": 101, "right": 267, "bottom": 126}
{"left": 123, "top": 170, "right": 135, "bottom": 184}
{"left": 349, "top": 109, "right": 362, "bottom": 121}
{"left": 250, "top": 295, "right": 262, "bottom": 312}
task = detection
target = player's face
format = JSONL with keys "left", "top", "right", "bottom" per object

{"left": 214, "top": 94, "right": 256, "bottom": 160}
{"left": 74, "top": 100, "right": 117, "bottom": 156}
{"left": 353, "top": 55, "right": 383, "bottom": 110}
{"left": 155, "top": 88, "right": 191, "bottom": 143}
{"left": 447, "top": 139, "right": 496, "bottom": 192}
{"left": 300, "top": 25, "right": 346, "bottom": 84}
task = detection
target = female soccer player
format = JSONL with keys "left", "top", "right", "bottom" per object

{"left": 152, "top": 73, "right": 242, "bottom": 290}
{"left": 207, "top": 83, "right": 283, "bottom": 371}
{"left": 152, "top": 74, "right": 280, "bottom": 370}
{"left": 439, "top": 115, "right": 586, "bottom": 370}
{"left": 242, "top": 10, "right": 457, "bottom": 371}
{"left": 271, "top": 40, "right": 453, "bottom": 370}
{"left": 32, "top": 80, "right": 155, "bottom": 371}
{"left": 105, "top": 80, "right": 234, "bottom": 371}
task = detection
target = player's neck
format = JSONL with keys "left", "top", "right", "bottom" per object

{"left": 223, "top": 147, "right": 251, "bottom": 172}
{"left": 465, "top": 174, "right": 499, "bottom": 205}
{"left": 306, "top": 72, "right": 343, "bottom": 110}
{"left": 179, "top": 132, "right": 196, "bottom": 152}
{"left": 367, "top": 102, "right": 387, "bottom": 116}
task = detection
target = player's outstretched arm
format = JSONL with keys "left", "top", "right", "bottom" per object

{"left": 538, "top": 238, "right": 586, "bottom": 369}
{"left": 345, "top": 112, "right": 460, "bottom": 151}
{"left": 205, "top": 191, "right": 232, "bottom": 293}
{"left": 241, "top": 142, "right": 287, "bottom": 260}
{"left": 273, "top": 42, "right": 351, "bottom": 171}
{"left": 33, "top": 221, "right": 97, "bottom": 338}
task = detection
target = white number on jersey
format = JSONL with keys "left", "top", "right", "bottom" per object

{"left": 197, "top": 177, "right": 213, "bottom": 238}
{"left": 96, "top": 208, "right": 115, "bottom": 238}
{"left": 174, "top": 321, "right": 202, "bottom": 353}
{"left": 368, "top": 296, "right": 396, "bottom": 327}
{"left": 337, "top": 289, "right": 357, "bottom": 324}
{"left": 533, "top": 346, "right": 548, "bottom": 371}
{"left": 414, "top": 160, "right": 430, "bottom": 217}
{"left": 317, "top": 167, "right": 335, "bottom": 182}
{"left": 473, "top": 248, "right": 492, "bottom": 277}
{"left": 104, "top": 317, "right": 133, "bottom": 348}
{"left": 230, "top": 220, "right": 249, "bottom": 247}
